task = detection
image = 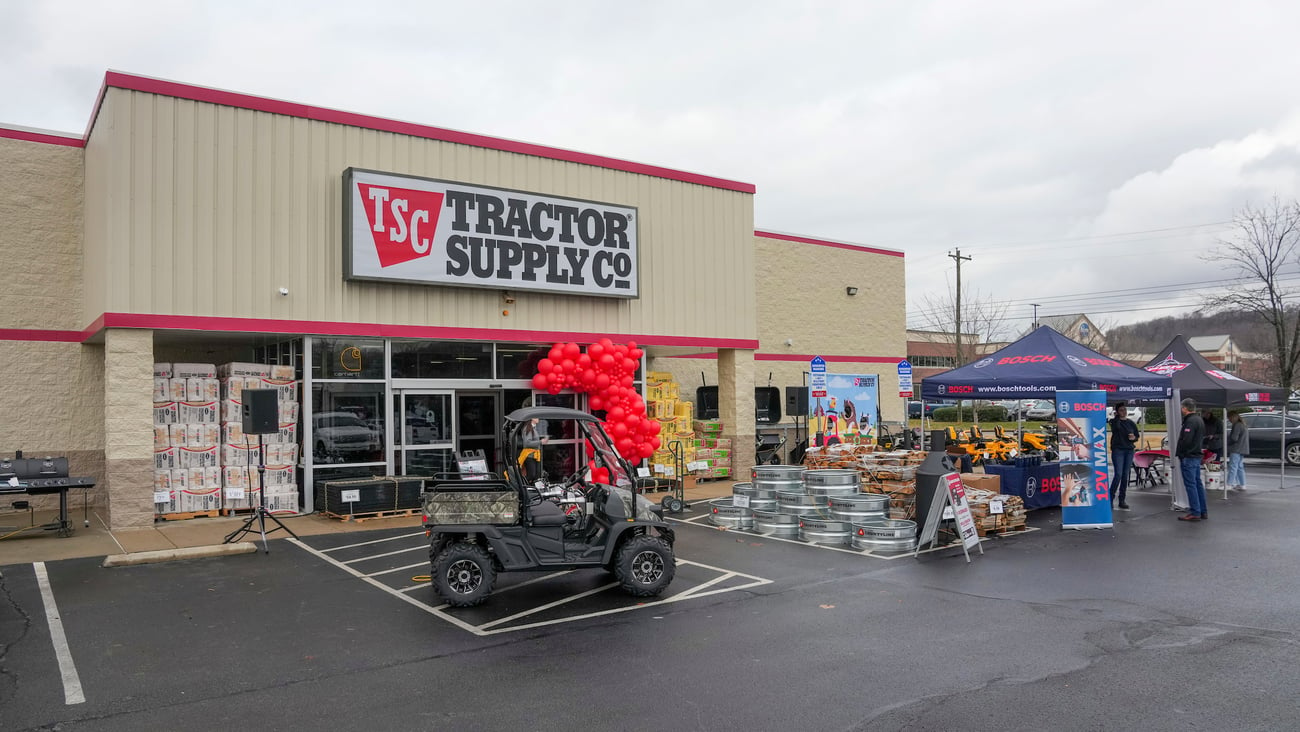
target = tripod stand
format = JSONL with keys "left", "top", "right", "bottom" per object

{"left": 223, "top": 433, "right": 297, "bottom": 552}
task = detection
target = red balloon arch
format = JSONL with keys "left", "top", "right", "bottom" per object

{"left": 527, "top": 339, "right": 661, "bottom": 463}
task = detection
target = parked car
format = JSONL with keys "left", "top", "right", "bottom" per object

{"left": 1023, "top": 400, "right": 1056, "bottom": 420}
{"left": 1106, "top": 405, "right": 1145, "bottom": 423}
{"left": 1239, "top": 411, "right": 1300, "bottom": 465}
{"left": 907, "top": 400, "right": 953, "bottom": 418}
{"left": 313, "top": 412, "right": 382, "bottom": 456}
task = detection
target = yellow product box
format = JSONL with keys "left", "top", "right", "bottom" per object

{"left": 645, "top": 384, "right": 665, "bottom": 402}
{"left": 663, "top": 383, "right": 679, "bottom": 400}
{"left": 647, "top": 371, "right": 674, "bottom": 383}
{"left": 675, "top": 401, "right": 693, "bottom": 419}
{"left": 673, "top": 417, "right": 693, "bottom": 434}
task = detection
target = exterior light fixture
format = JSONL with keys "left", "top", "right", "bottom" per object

{"left": 846, "top": 286, "right": 858, "bottom": 296}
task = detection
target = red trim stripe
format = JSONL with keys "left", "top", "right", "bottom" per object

{"left": 40, "top": 312, "right": 757, "bottom": 350}
{"left": 0, "top": 127, "right": 84, "bottom": 148}
{"left": 101, "top": 72, "right": 756, "bottom": 194}
{"left": 0, "top": 328, "right": 85, "bottom": 342}
{"left": 755, "top": 230, "right": 904, "bottom": 258}
{"left": 666, "top": 352, "right": 902, "bottom": 363}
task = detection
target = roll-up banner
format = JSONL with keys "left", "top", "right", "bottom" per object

{"left": 808, "top": 374, "right": 879, "bottom": 446}
{"left": 1057, "top": 390, "right": 1114, "bottom": 530}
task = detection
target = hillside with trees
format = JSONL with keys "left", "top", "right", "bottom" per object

{"left": 1107, "top": 310, "right": 1274, "bottom": 354}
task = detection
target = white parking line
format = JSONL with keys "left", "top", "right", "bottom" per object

{"left": 291, "top": 538, "right": 770, "bottom": 636}
{"left": 33, "top": 562, "right": 85, "bottom": 705}
{"left": 478, "top": 582, "right": 620, "bottom": 629}
{"left": 369, "top": 561, "right": 429, "bottom": 577}
{"left": 322, "top": 531, "right": 427, "bottom": 553}
{"left": 341, "top": 544, "right": 426, "bottom": 564}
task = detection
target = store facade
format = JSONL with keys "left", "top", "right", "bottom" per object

{"left": 0, "top": 72, "right": 904, "bottom": 530}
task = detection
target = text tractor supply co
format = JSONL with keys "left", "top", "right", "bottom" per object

{"left": 347, "top": 169, "right": 639, "bottom": 297}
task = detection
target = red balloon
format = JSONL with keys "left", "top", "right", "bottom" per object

{"left": 637, "top": 443, "right": 654, "bottom": 459}
{"left": 647, "top": 420, "right": 662, "bottom": 435}
{"left": 598, "top": 337, "right": 614, "bottom": 350}
{"left": 620, "top": 376, "right": 634, "bottom": 389}
{"left": 608, "top": 407, "right": 626, "bottom": 422}
{"left": 580, "top": 369, "right": 596, "bottom": 385}
{"left": 599, "top": 354, "right": 615, "bottom": 369}
{"left": 563, "top": 342, "right": 580, "bottom": 360}
{"left": 531, "top": 373, "right": 548, "bottom": 389}
{"left": 537, "top": 358, "right": 554, "bottom": 374}
{"left": 561, "top": 359, "right": 576, "bottom": 374}
{"left": 629, "top": 347, "right": 643, "bottom": 360}
{"left": 611, "top": 422, "right": 629, "bottom": 438}
{"left": 547, "top": 384, "right": 563, "bottom": 395}
{"left": 626, "top": 340, "right": 638, "bottom": 351}
{"left": 589, "top": 395, "right": 604, "bottom": 411}
{"left": 589, "top": 343, "right": 605, "bottom": 359}
{"left": 595, "top": 374, "right": 611, "bottom": 390}
{"left": 591, "top": 467, "right": 610, "bottom": 484}
{"left": 650, "top": 436, "right": 662, "bottom": 450}
{"left": 577, "top": 354, "right": 592, "bottom": 368}
{"left": 549, "top": 346, "right": 564, "bottom": 361}
{"left": 623, "top": 358, "right": 636, "bottom": 372}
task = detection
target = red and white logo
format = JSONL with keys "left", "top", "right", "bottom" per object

{"left": 1145, "top": 353, "right": 1190, "bottom": 376}
{"left": 356, "top": 183, "right": 444, "bottom": 268}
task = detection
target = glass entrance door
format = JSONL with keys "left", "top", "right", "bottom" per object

{"left": 456, "top": 391, "right": 502, "bottom": 475}
{"left": 395, "top": 391, "right": 455, "bottom": 478}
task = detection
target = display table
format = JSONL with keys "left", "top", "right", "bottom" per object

{"left": 983, "top": 462, "right": 1061, "bottom": 510}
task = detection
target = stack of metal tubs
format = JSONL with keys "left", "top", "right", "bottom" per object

{"left": 706, "top": 465, "right": 917, "bottom": 552}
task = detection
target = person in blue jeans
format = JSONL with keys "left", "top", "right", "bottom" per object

{"left": 1226, "top": 410, "right": 1249, "bottom": 492}
{"left": 1109, "top": 403, "right": 1139, "bottom": 509}
{"left": 1176, "top": 398, "right": 1207, "bottom": 521}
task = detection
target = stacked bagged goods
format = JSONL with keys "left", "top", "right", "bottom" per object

{"left": 690, "top": 420, "right": 730, "bottom": 479}
{"left": 802, "top": 446, "right": 926, "bottom": 519}
{"left": 152, "top": 363, "right": 222, "bottom": 516}
{"left": 645, "top": 372, "right": 694, "bottom": 478}
{"left": 217, "top": 362, "right": 301, "bottom": 513}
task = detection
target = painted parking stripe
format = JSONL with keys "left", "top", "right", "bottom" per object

{"left": 477, "top": 582, "right": 620, "bottom": 630}
{"left": 33, "top": 562, "right": 85, "bottom": 705}
{"left": 341, "top": 544, "right": 425, "bottom": 564}
{"left": 369, "top": 561, "right": 428, "bottom": 577}
{"left": 290, "top": 538, "right": 770, "bottom": 636}
{"left": 322, "top": 531, "right": 426, "bottom": 553}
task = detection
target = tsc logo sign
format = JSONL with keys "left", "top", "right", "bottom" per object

{"left": 344, "top": 169, "right": 639, "bottom": 298}
{"left": 357, "top": 184, "right": 444, "bottom": 267}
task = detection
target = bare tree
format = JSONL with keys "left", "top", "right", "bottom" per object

{"left": 914, "top": 287, "right": 1013, "bottom": 365}
{"left": 1204, "top": 197, "right": 1300, "bottom": 390}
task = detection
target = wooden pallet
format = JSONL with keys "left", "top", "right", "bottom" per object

{"left": 155, "top": 510, "right": 221, "bottom": 521}
{"left": 978, "top": 523, "right": 1029, "bottom": 538}
{"left": 322, "top": 507, "right": 422, "bottom": 523}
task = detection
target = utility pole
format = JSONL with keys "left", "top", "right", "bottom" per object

{"left": 949, "top": 248, "right": 973, "bottom": 364}
{"left": 1031, "top": 303, "right": 1040, "bottom": 329}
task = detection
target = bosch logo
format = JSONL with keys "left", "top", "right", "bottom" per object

{"left": 1026, "top": 477, "right": 1037, "bottom": 497}
{"left": 1073, "top": 403, "right": 1106, "bottom": 411}
{"left": 1067, "top": 355, "right": 1088, "bottom": 368}
{"left": 973, "top": 358, "right": 994, "bottom": 369}
{"left": 1058, "top": 401, "right": 1069, "bottom": 413}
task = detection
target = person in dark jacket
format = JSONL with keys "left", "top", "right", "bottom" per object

{"left": 1176, "top": 398, "right": 1207, "bottom": 521}
{"left": 1109, "top": 403, "right": 1140, "bottom": 510}
{"left": 1202, "top": 409, "right": 1224, "bottom": 460}
{"left": 1226, "top": 410, "right": 1250, "bottom": 492}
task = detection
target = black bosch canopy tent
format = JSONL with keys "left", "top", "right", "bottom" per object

{"left": 921, "top": 326, "right": 1171, "bottom": 402}
{"left": 1142, "top": 335, "right": 1288, "bottom": 406}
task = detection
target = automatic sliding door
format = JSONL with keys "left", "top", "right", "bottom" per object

{"left": 397, "top": 391, "right": 455, "bottom": 478}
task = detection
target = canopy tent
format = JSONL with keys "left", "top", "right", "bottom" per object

{"left": 920, "top": 326, "right": 1172, "bottom": 402}
{"left": 1144, "top": 335, "right": 1290, "bottom": 503}
{"left": 1141, "top": 335, "right": 1288, "bottom": 406}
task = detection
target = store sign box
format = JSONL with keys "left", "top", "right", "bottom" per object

{"left": 344, "top": 168, "right": 639, "bottom": 298}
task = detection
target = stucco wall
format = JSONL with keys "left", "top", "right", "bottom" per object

{"left": 0, "top": 137, "right": 104, "bottom": 514}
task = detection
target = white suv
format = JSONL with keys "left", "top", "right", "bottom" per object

{"left": 313, "top": 412, "right": 381, "bottom": 456}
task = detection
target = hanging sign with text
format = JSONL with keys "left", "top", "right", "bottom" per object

{"left": 344, "top": 168, "right": 639, "bottom": 298}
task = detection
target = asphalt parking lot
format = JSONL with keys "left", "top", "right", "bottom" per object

{"left": 6, "top": 466, "right": 1300, "bottom": 731}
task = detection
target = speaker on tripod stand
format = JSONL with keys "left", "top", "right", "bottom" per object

{"left": 223, "top": 389, "right": 298, "bottom": 551}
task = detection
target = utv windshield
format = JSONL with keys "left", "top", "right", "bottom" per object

{"left": 581, "top": 422, "right": 633, "bottom": 487}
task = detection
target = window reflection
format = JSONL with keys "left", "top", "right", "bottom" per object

{"left": 311, "top": 383, "right": 386, "bottom": 465}
{"left": 391, "top": 341, "right": 493, "bottom": 379}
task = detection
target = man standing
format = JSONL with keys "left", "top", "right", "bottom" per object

{"left": 1109, "top": 403, "right": 1140, "bottom": 510}
{"left": 1176, "top": 398, "right": 1207, "bottom": 521}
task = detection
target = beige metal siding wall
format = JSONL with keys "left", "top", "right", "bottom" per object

{"left": 650, "top": 234, "right": 908, "bottom": 422}
{"left": 83, "top": 88, "right": 756, "bottom": 343}
{"left": 0, "top": 137, "right": 105, "bottom": 510}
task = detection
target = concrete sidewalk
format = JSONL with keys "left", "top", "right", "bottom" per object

{"left": 0, "top": 481, "right": 737, "bottom": 566}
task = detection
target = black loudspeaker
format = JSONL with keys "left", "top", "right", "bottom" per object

{"left": 785, "top": 386, "right": 808, "bottom": 416}
{"left": 242, "top": 389, "right": 279, "bottom": 434}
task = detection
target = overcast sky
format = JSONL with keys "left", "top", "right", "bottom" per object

{"left": 5, "top": 1, "right": 1300, "bottom": 337}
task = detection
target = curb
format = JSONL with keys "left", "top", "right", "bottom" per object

{"left": 102, "top": 542, "right": 259, "bottom": 567}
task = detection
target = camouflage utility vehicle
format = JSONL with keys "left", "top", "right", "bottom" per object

{"left": 422, "top": 406, "right": 676, "bottom": 607}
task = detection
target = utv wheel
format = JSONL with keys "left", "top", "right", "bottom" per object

{"left": 431, "top": 542, "right": 496, "bottom": 607}
{"left": 614, "top": 535, "right": 675, "bottom": 597}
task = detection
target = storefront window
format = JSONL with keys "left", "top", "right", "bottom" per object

{"left": 310, "top": 383, "right": 386, "bottom": 465}
{"left": 496, "top": 343, "right": 552, "bottom": 380}
{"left": 391, "top": 341, "right": 494, "bottom": 379}
{"left": 312, "top": 338, "right": 384, "bottom": 379}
